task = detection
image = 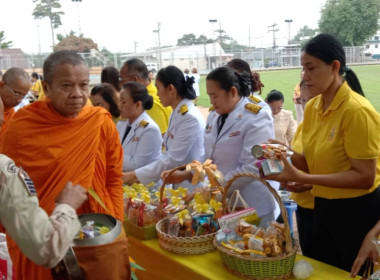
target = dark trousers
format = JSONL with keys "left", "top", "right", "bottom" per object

{"left": 295, "top": 206, "right": 314, "bottom": 258}
{"left": 312, "top": 187, "right": 380, "bottom": 273}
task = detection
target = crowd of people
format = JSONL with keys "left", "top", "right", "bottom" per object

{"left": 0, "top": 32, "right": 379, "bottom": 279}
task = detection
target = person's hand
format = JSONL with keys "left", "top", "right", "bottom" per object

{"left": 161, "top": 170, "right": 192, "bottom": 184}
{"left": 265, "top": 153, "right": 302, "bottom": 183}
{"left": 350, "top": 234, "right": 379, "bottom": 278}
{"left": 56, "top": 182, "right": 88, "bottom": 210}
{"left": 283, "top": 182, "right": 312, "bottom": 193}
{"left": 122, "top": 171, "right": 139, "bottom": 185}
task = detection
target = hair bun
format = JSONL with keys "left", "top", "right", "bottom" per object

{"left": 235, "top": 71, "right": 252, "bottom": 96}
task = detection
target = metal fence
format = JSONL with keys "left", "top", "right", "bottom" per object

{"left": 0, "top": 46, "right": 378, "bottom": 75}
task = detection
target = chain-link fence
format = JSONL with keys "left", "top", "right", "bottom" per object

{"left": 1, "top": 46, "right": 378, "bottom": 76}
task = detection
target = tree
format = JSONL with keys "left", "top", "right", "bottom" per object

{"left": 0, "top": 31, "right": 13, "bottom": 48}
{"left": 177, "top": 34, "right": 214, "bottom": 46}
{"left": 57, "top": 30, "right": 78, "bottom": 42}
{"left": 319, "top": 0, "right": 380, "bottom": 46}
{"left": 32, "top": 0, "right": 64, "bottom": 48}
{"left": 292, "top": 26, "right": 318, "bottom": 43}
{"left": 177, "top": 34, "right": 197, "bottom": 45}
{"left": 54, "top": 34, "right": 98, "bottom": 52}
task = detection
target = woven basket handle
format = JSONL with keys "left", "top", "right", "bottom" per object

{"left": 227, "top": 190, "right": 250, "bottom": 213}
{"left": 221, "top": 172, "right": 293, "bottom": 254}
{"left": 158, "top": 164, "right": 187, "bottom": 217}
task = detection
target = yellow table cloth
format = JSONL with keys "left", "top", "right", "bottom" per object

{"left": 128, "top": 236, "right": 361, "bottom": 280}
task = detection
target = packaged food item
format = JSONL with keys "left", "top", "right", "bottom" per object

{"left": 236, "top": 220, "right": 259, "bottom": 236}
{"left": 215, "top": 221, "right": 288, "bottom": 258}
{"left": 251, "top": 144, "right": 288, "bottom": 160}
{"left": 168, "top": 216, "right": 180, "bottom": 236}
{"left": 252, "top": 144, "right": 293, "bottom": 176}
{"left": 76, "top": 221, "right": 111, "bottom": 240}
{"left": 218, "top": 208, "right": 258, "bottom": 230}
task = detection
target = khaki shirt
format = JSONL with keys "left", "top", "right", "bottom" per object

{"left": 0, "top": 154, "right": 80, "bottom": 267}
{"left": 273, "top": 109, "right": 296, "bottom": 147}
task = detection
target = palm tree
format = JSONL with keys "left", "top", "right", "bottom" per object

{"left": 32, "top": 0, "right": 64, "bottom": 49}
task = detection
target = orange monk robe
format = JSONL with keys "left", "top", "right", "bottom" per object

{"left": 0, "top": 106, "right": 15, "bottom": 141}
{"left": 0, "top": 99, "right": 124, "bottom": 280}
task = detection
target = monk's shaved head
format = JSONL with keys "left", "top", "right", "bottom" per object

{"left": 43, "top": 50, "right": 87, "bottom": 85}
{"left": 2, "top": 68, "right": 30, "bottom": 86}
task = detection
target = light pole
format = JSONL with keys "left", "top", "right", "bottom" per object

{"left": 284, "top": 19, "right": 293, "bottom": 45}
{"left": 268, "top": 24, "right": 279, "bottom": 48}
{"left": 208, "top": 19, "right": 217, "bottom": 69}
{"left": 153, "top": 22, "right": 162, "bottom": 69}
{"left": 72, "top": 0, "right": 82, "bottom": 35}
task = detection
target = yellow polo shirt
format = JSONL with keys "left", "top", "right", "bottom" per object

{"left": 290, "top": 122, "right": 314, "bottom": 209}
{"left": 146, "top": 82, "right": 172, "bottom": 134}
{"left": 302, "top": 81, "right": 380, "bottom": 199}
{"left": 31, "top": 80, "right": 45, "bottom": 99}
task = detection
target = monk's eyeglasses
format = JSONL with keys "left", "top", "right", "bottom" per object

{"left": 4, "top": 83, "right": 26, "bottom": 100}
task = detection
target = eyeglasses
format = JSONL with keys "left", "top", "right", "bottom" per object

{"left": 4, "top": 84, "right": 26, "bottom": 100}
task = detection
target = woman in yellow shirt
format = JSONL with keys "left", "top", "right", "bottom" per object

{"left": 267, "top": 33, "right": 380, "bottom": 274}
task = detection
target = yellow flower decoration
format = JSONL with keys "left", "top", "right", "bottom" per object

{"left": 176, "top": 209, "right": 191, "bottom": 225}
{"left": 209, "top": 199, "right": 222, "bottom": 212}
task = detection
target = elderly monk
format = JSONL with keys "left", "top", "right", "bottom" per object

{"left": 0, "top": 50, "right": 129, "bottom": 280}
{"left": 0, "top": 68, "right": 30, "bottom": 140}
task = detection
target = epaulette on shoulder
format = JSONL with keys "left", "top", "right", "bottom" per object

{"left": 209, "top": 105, "right": 215, "bottom": 112}
{"left": 140, "top": 120, "right": 149, "bottom": 127}
{"left": 180, "top": 104, "right": 188, "bottom": 115}
{"left": 249, "top": 95, "right": 261, "bottom": 104}
{"left": 245, "top": 103, "right": 262, "bottom": 114}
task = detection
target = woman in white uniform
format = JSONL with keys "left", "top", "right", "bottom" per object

{"left": 122, "top": 66, "right": 205, "bottom": 190}
{"left": 118, "top": 82, "right": 162, "bottom": 175}
{"left": 226, "top": 58, "right": 270, "bottom": 112}
{"left": 163, "top": 67, "right": 277, "bottom": 226}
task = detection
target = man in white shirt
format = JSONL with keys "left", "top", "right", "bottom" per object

{"left": 0, "top": 154, "right": 87, "bottom": 268}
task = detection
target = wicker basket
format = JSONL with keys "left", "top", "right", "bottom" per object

{"left": 215, "top": 172, "right": 298, "bottom": 280}
{"left": 156, "top": 163, "right": 220, "bottom": 255}
{"left": 123, "top": 218, "right": 157, "bottom": 240}
{"left": 156, "top": 218, "right": 216, "bottom": 254}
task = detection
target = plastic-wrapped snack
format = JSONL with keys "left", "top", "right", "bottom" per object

{"left": 251, "top": 144, "right": 289, "bottom": 160}
{"left": 143, "top": 205, "right": 157, "bottom": 226}
{"left": 128, "top": 207, "right": 139, "bottom": 225}
{"left": 263, "top": 233, "right": 283, "bottom": 257}
{"left": 77, "top": 221, "right": 95, "bottom": 239}
{"left": 236, "top": 220, "right": 259, "bottom": 236}
{"left": 266, "top": 222, "right": 286, "bottom": 245}
{"left": 218, "top": 207, "right": 257, "bottom": 230}
{"left": 252, "top": 144, "right": 293, "bottom": 176}
{"left": 195, "top": 214, "right": 213, "bottom": 236}
{"left": 168, "top": 216, "right": 180, "bottom": 236}
{"left": 248, "top": 234, "right": 264, "bottom": 252}
{"left": 137, "top": 201, "right": 145, "bottom": 227}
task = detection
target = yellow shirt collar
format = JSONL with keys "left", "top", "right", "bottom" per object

{"left": 313, "top": 81, "right": 351, "bottom": 114}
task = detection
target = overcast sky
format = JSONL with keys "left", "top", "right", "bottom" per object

{"left": 1, "top": 0, "right": 326, "bottom": 54}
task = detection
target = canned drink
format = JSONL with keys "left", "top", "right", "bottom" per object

{"left": 251, "top": 144, "right": 266, "bottom": 159}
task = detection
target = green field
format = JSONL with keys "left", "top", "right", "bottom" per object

{"left": 197, "top": 64, "right": 380, "bottom": 113}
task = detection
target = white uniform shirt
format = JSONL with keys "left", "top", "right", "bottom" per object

{"left": 117, "top": 111, "right": 162, "bottom": 172}
{"left": 247, "top": 94, "right": 272, "bottom": 116}
{"left": 0, "top": 154, "right": 80, "bottom": 268}
{"left": 135, "top": 99, "right": 205, "bottom": 187}
{"left": 204, "top": 97, "right": 276, "bottom": 217}
{"left": 190, "top": 73, "right": 201, "bottom": 97}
